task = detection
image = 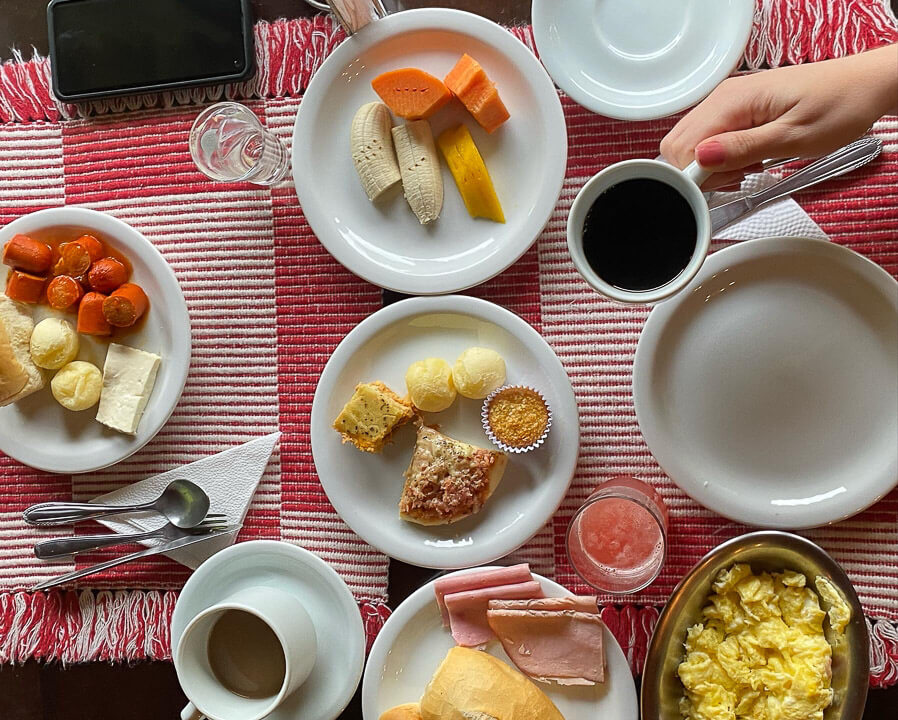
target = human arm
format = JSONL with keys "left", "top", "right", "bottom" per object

{"left": 660, "top": 43, "right": 898, "bottom": 189}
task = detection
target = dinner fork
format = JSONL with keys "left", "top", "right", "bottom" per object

{"left": 33, "top": 514, "right": 230, "bottom": 559}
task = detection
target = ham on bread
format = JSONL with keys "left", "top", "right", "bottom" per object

{"left": 434, "top": 564, "right": 534, "bottom": 626}
{"left": 486, "top": 596, "right": 606, "bottom": 685}
{"left": 443, "top": 580, "right": 543, "bottom": 648}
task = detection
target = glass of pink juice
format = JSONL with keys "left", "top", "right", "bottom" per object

{"left": 566, "top": 475, "right": 669, "bottom": 594}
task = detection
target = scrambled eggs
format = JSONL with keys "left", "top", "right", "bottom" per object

{"left": 678, "top": 564, "right": 850, "bottom": 720}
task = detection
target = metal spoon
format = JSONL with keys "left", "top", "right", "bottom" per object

{"left": 22, "top": 479, "right": 211, "bottom": 529}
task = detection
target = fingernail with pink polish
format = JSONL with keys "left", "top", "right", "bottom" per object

{"left": 696, "top": 141, "right": 726, "bottom": 168}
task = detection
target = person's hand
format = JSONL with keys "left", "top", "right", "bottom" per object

{"left": 660, "top": 44, "right": 898, "bottom": 190}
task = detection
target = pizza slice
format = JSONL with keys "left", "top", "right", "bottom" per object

{"left": 399, "top": 424, "right": 508, "bottom": 525}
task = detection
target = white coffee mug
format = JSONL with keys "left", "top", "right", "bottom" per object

{"left": 567, "top": 159, "right": 712, "bottom": 304}
{"left": 176, "top": 586, "right": 318, "bottom": 720}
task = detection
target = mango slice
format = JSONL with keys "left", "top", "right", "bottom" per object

{"left": 436, "top": 124, "right": 505, "bottom": 223}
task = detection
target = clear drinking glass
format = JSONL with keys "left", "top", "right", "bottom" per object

{"left": 566, "top": 475, "right": 669, "bottom": 594}
{"left": 189, "top": 102, "right": 290, "bottom": 185}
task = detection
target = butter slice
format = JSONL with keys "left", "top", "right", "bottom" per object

{"left": 96, "top": 344, "right": 161, "bottom": 435}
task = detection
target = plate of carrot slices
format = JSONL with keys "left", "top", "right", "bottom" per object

{"left": 292, "top": 8, "right": 567, "bottom": 295}
{"left": 0, "top": 207, "right": 190, "bottom": 474}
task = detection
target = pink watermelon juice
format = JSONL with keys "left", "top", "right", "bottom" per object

{"left": 566, "top": 475, "right": 669, "bottom": 593}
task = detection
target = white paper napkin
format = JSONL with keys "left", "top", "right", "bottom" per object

{"left": 92, "top": 432, "right": 281, "bottom": 569}
{"left": 710, "top": 171, "right": 829, "bottom": 242}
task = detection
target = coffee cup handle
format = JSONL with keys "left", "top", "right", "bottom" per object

{"left": 180, "top": 702, "right": 205, "bottom": 720}
{"left": 683, "top": 161, "right": 712, "bottom": 188}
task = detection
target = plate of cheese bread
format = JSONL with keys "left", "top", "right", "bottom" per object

{"left": 310, "top": 295, "right": 578, "bottom": 569}
{"left": 362, "top": 565, "right": 638, "bottom": 720}
{"left": 0, "top": 207, "right": 190, "bottom": 473}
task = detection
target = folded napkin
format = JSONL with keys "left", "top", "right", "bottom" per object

{"left": 710, "top": 171, "right": 829, "bottom": 242}
{"left": 92, "top": 432, "right": 281, "bottom": 569}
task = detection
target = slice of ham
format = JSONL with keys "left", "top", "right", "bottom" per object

{"left": 487, "top": 596, "right": 599, "bottom": 614}
{"left": 486, "top": 598, "right": 606, "bottom": 685}
{"left": 444, "top": 580, "right": 543, "bottom": 647}
{"left": 434, "top": 564, "right": 533, "bottom": 626}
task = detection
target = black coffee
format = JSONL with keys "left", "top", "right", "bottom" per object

{"left": 582, "top": 178, "right": 697, "bottom": 291}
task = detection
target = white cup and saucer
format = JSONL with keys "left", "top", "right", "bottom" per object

{"left": 171, "top": 540, "right": 365, "bottom": 720}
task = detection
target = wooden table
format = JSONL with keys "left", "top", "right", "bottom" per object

{"left": 0, "top": 1, "right": 896, "bottom": 718}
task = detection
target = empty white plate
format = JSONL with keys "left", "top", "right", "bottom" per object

{"left": 292, "top": 8, "right": 567, "bottom": 294}
{"left": 311, "top": 295, "right": 579, "bottom": 568}
{"left": 532, "top": 0, "right": 754, "bottom": 119}
{"left": 634, "top": 237, "right": 898, "bottom": 528}
{"left": 362, "top": 568, "right": 638, "bottom": 720}
{"left": 0, "top": 207, "right": 191, "bottom": 474}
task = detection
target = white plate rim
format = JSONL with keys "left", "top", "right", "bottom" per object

{"left": 0, "top": 206, "right": 191, "bottom": 474}
{"left": 310, "top": 295, "right": 579, "bottom": 568}
{"left": 532, "top": 0, "right": 755, "bottom": 120}
{"left": 170, "top": 539, "right": 366, "bottom": 720}
{"left": 361, "top": 566, "right": 639, "bottom": 720}
{"left": 291, "top": 7, "right": 568, "bottom": 295}
{"left": 633, "top": 236, "right": 898, "bottom": 528}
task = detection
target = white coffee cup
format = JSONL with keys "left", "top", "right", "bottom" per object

{"left": 567, "top": 159, "right": 712, "bottom": 304}
{"left": 176, "top": 586, "right": 318, "bottom": 720}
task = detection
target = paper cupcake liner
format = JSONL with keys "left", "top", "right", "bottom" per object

{"left": 481, "top": 385, "right": 552, "bottom": 454}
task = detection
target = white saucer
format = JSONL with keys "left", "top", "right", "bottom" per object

{"left": 362, "top": 568, "right": 639, "bottom": 719}
{"left": 0, "top": 207, "right": 191, "bottom": 473}
{"left": 292, "top": 8, "right": 567, "bottom": 294}
{"left": 532, "top": 0, "right": 754, "bottom": 119}
{"left": 311, "top": 295, "right": 579, "bottom": 569}
{"left": 170, "top": 541, "right": 365, "bottom": 720}
{"left": 634, "top": 237, "right": 898, "bottom": 528}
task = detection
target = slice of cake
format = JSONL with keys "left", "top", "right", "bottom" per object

{"left": 333, "top": 381, "right": 415, "bottom": 453}
{"left": 399, "top": 424, "right": 507, "bottom": 525}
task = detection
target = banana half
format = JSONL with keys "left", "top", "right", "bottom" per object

{"left": 351, "top": 102, "right": 402, "bottom": 202}
{"left": 392, "top": 120, "right": 444, "bottom": 225}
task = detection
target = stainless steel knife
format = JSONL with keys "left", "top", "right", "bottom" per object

{"left": 710, "top": 136, "right": 883, "bottom": 235}
{"left": 32, "top": 526, "right": 240, "bottom": 591}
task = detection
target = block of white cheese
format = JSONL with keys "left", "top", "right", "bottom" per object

{"left": 96, "top": 343, "right": 161, "bottom": 435}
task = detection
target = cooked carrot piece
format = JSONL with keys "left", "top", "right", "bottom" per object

{"left": 87, "top": 257, "right": 128, "bottom": 293}
{"left": 46, "top": 275, "right": 85, "bottom": 311}
{"left": 102, "top": 283, "right": 148, "bottom": 328}
{"left": 6, "top": 270, "right": 46, "bottom": 303}
{"left": 74, "top": 234, "right": 104, "bottom": 263}
{"left": 77, "top": 292, "right": 112, "bottom": 335}
{"left": 2, "top": 234, "right": 53, "bottom": 274}
{"left": 444, "top": 54, "right": 509, "bottom": 133}
{"left": 371, "top": 68, "right": 452, "bottom": 120}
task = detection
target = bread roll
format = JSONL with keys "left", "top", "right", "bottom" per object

{"left": 420, "top": 647, "right": 563, "bottom": 720}
{"left": 51, "top": 361, "right": 102, "bottom": 411}
{"left": 30, "top": 318, "right": 79, "bottom": 369}
{"left": 405, "top": 358, "right": 456, "bottom": 412}
{"left": 0, "top": 293, "right": 44, "bottom": 406}
{"left": 379, "top": 704, "right": 423, "bottom": 720}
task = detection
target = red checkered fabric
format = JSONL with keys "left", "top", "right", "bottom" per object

{"left": 0, "top": 4, "right": 897, "bottom": 685}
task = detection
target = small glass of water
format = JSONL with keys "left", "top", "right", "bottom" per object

{"left": 189, "top": 102, "right": 290, "bottom": 185}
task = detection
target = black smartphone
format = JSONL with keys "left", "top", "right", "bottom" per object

{"left": 48, "top": 0, "right": 254, "bottom": 102}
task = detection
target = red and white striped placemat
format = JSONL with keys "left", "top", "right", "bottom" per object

{"left": 1, "top": 2, "right": 897, "bottom": 686}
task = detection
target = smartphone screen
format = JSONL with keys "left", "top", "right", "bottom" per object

{"left": 49, "top": 0, "right": 253, "bottom": 101}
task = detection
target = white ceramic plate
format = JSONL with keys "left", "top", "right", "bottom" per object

{"left": 311, "top": 295, "right": 579, "bottom": 568}
{"left": 362, "top": 568, "right": 639, "bottom": 719}
{"left": 634, "top": 237, "right": 898, "bottom": 528}
{"left": 0, "top": 207, "right": 190, "bottom": 474}
{"left": 532, "top": 0, "right": 754, "bottom": 120}
{"left": 171, "top": 540, "right": 365, "bottom": 720}
{"left": 292, "top": 8, "right": 567, "bottom": 295}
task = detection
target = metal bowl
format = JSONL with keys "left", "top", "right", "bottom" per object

{"left": 641, "top": 531, "right": 869, "bottom": 720}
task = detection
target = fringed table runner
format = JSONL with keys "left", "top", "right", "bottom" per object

{"left": 1, "top": 1, "right": 897, "bottom": 686}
